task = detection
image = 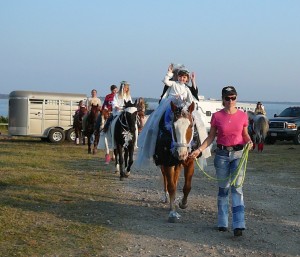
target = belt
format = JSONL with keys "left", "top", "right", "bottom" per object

{"left": 217, "top": 144, "right": 244, "bottom": 151}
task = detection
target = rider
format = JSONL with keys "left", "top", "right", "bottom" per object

{"left": 101, "top": 84, "right": 118, "bottom": 164}
{"left": 86, "top": 89, "right": 101, "bottom": 111}
{"left": 83, "top": 89, "right": 101, "bottom": 134}
{"left": 254, "top": 101, "right": 266, "bottom": 115}
{"left": 105, "top": 81, "right": 138, "bottom": 149}
{"left": 135, "top": 63, "right": 210, "bottom": 169}
{"left": 102, "top": 85, "right": 118, "bottom": 112}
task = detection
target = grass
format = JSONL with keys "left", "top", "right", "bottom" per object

{"left": 0, "top": 137, "right": 122, "bottom": 257}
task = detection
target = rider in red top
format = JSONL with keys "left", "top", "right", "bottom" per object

{"left": 102, "top": 85, "right": 118, "bottom": 112}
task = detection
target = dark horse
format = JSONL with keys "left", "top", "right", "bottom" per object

{"left": 154, "top": 101, "right": 198, "bottom": 222}
{"left": 73, "top": 105, "right": 87, "bottom": 145}
{"left": 83, "top": 104, "right": 101, "bottom": 154}
{"left": 113, "top": 100, "right": 138, "bottom": 180}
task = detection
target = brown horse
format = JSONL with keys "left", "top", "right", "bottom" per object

{"left": 73, "top": 105, "right": 87, "bottom": 145}
{"left": 154, "top": 101, "right": 196, "bottom": 222}
{"left": 83, "top": 104, "right": 101, "bottom": 154}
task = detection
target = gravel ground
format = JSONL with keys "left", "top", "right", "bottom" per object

{"left": 97, "top": 147, "right": 300, "bottom": 257}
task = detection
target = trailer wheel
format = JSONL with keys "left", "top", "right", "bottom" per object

{"left": 66, "top": 128, "right": 76, "bottom": 142}
{"left": 48, "top": 128, "right": 65, "bottom": 143}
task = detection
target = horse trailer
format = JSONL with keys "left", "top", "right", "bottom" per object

{"left": 8, "top": 90, "right": 87, "bottom": 143}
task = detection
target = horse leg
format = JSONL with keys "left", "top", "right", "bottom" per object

{"left": 114, "top": 149, "right": 119, "bottom": 174}
{"left": 165, "top": 166, "right": 180, "bottom": 223}
{"left": 125, "top": 144, "right": 135, "bottom": 177}
{"left": 87, "top": 135, "right": 92, "bottom": 154}
{"left": 124, "top": 147, "right": 129, "bottom": 171}
{"left": 117, "top": 145, "right": 125, "bottom": 180}
{"left": 93, "top": 131, "right": 99, "bottom": 155}
{"left": 160, "top": 166, "right": 169, "bottom": 203}
{"left": 75, "top": 128, "right": 79, "bottom": 145}
{"left": 179, "top": 162, "right": 194, "bottom": 209}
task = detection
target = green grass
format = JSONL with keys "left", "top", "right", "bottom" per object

{"left": 0, "top": 138, "right": 121, "bottom": 257}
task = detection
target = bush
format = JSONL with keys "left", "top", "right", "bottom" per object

{"left": 0, "top": 116, "right": 8, "bottom": 123}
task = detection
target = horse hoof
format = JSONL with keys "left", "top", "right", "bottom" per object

{"left": 179, "top": 202, "right": 188, "bottom": 209}
{"left": 115, "top": 164, "right": 120, "bottom": 173}
{"left": 125, "top": 171, "right": 130, "bottom": 177}
{"left": 168, "top": 216, "right": 177, "bottom": 223}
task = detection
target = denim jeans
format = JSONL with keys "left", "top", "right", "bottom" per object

{"left": 214, "top": 149, "right": 246, "bottom": 230}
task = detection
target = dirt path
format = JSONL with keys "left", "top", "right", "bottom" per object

{"left": 98, "top": 147, "right": 299, "bottom": 257}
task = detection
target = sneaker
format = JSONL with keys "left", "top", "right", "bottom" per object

{"left": 234, "top": 228, "right": 243, "bottom": 237}
{"left": 218, "top": 227, "right": 228, "bottom": 232}
{"left": 105, "top": 154, "right": 111, "bottom": 164}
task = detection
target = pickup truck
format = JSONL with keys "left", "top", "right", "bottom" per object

{"left": 266, "top": 106, "right": 300, "bottom": 145}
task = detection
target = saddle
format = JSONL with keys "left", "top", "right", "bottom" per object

{"left": 153, "top": 109, "right": 201, "bottom": 167}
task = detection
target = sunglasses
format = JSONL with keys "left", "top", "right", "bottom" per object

{"left": 224, "top": 96, "right": 237, "bottom": 101}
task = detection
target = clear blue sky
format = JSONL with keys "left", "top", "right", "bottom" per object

{"left": 1, "top": 0, "right": 299, "bottom": 102}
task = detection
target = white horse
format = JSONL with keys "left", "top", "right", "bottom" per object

{"left": 247, "top": 111, "right": 269, "bottom": 152}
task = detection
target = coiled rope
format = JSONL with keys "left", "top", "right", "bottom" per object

{"left": 195, "top": 142, "right": 251, "bottom": 188}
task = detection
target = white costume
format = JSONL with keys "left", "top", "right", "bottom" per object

{"left": 86, "top": 97, "right": 101, "bottom": 110}
{"left": 112, "top": 94, "right": 132, "bottom": 116}
{"left": 134, "top": 71, "right": 211, "bottom": 170}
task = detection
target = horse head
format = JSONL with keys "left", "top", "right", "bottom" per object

{"left": 101, "top": 108, "right": 111, "bottom": 120}
{"left": 170, "top": 101, "right": 195, "bottom": 161}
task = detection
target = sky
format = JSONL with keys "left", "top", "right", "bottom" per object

{"left": 0, "top": 0, "right": 299, "bottom": 102}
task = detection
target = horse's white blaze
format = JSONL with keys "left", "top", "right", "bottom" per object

{"left": 125, "top": 107, "right": 137, "bottom": 114}
{"left": 173, "top": 118, "right": 190, "bottom": 160}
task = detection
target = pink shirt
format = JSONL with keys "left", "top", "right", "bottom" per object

{"left": 211, "top": 109, "right": 248, "bottom": 146}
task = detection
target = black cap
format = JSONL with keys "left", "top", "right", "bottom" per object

{"left": 222, "top": 86, "right": 237, "bottom": 97}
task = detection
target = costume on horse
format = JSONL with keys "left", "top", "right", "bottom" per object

{"left": 247, "top": 111, "right": 269, "bottom": 152}
{"left": 134, "top": 64, "right": 211, "bottom": 222}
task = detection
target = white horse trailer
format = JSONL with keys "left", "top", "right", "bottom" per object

{"left": 8, "top": 91, "right": 87, "bottom": 143}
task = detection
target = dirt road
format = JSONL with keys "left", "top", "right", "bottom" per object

{"left": 97, "top": 145, "right": 299, "bottom": 257}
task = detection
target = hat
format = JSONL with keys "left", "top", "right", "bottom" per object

{"left": 222, "top": 86, "right": 237, "bottom": 97}
{"left": 257, "top": 101, "right": 262, "bottom": 105}
{"left": 110, "top": 84, "right": 117, "bottom": 91}
{"left": 177, "top": 69, "right": 190, "bottom": 77}
{"left": 120, "top": 81, "right": 130, "bottom": 85}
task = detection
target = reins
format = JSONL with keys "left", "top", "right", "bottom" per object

{"left": 195, "top": 142, "right": 251, "bottom": 188}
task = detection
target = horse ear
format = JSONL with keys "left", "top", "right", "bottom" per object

{"left": 134, "top": 99, "right": 138, "bottom": 106}
{"left": 188, "top": 102, "right": 195, "bottom": 113}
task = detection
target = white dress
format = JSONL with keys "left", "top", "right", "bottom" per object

{"left": 134, "top": 72, "right": 211, "bottom": 170}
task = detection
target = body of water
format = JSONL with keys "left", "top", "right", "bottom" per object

{"left": 1, "top": 98, "right": 300, "bottom": 119}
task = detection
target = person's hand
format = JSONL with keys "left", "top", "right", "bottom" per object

{"left": 191, "top": 72, "right": 196, "bottom": 81}
{"left": 168, "top": 63, "right": 173, "bottom": 72}
{"left": 188, "top": 148, "right": 202, "bottom": 159}
{"left": 247, "top": 141, "right": 254, "bottom": 150}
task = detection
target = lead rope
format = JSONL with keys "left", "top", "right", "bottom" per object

{"left": 195, "top": 142, "right": 251, "bottom": 188}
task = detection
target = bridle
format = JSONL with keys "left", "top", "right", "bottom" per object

{"left": 171, "top": 105, "right": 194, "bottom": 152}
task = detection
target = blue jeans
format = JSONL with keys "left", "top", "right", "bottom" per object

{"left": 214, "top": 149, "right": 246, "bottom": 230}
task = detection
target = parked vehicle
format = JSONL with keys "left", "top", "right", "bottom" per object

{"left": 266, "top": 106, "right": 300, "bottom": 145}
{"left": 8, "top": 91, "right": 87, "bottom": 143}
